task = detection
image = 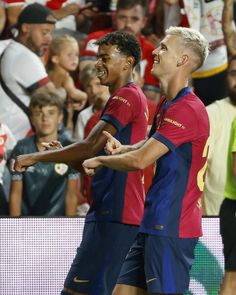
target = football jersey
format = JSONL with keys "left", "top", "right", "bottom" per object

{"left": 140, "top": 87, "right": 210, "bottom": 238}
{"left": 86, "top": 83, "right": 148, "bottom": 225}
{"left": 80, "top": 28, "right": 159, "bottom": 92}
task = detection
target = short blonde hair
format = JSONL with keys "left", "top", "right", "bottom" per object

{"left": 49, "top": 34, "right": 78, "bottom": 57}
{"left": 47, "top": 34, "right": 79, "bottom": 71}
{"left": 166, "top": 26, "right": 209, "bottom": 72}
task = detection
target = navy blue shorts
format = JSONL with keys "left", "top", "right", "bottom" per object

{"left": 61, "top": 221, "right": 139, "bottom": 295}
{"left": 117, "top": 233, "right": 198, "bottom": 294}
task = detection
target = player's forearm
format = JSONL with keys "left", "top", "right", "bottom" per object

{"left": 29, "top": 141, "right": 94, "bottom": 164}
{"left": 99, "top": 151, "right": 145, "bottom": 172}
{"left": 222, "top": 0, "right": 236, "bottom": 56}
{"left": 65, "top": 196, "right": 78, "bottom": 216}
{"left": 120, "top": 139, "right": 146, "bottom": 154}
{"left": 9, "top": 194, "right": 21, "bottom": 216}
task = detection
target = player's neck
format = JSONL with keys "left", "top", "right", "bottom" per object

{"left": 161, "top": 77, "right": 188, "bottom": 102}
{"left": 109, "top": 72, "right": 133, "bottom": 94}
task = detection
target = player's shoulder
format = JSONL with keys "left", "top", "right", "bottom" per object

{"left": 116, "top": 83, "right": 144, "bottom": 100}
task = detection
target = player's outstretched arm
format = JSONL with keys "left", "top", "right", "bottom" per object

{"left": 83, "top": 138, "right": 169, "bottom": 176}
{"left": 13, "top": 121, "right": 118, "bottom": 172}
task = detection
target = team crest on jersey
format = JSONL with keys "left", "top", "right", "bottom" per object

{"left": 54, "top": 163, "right": 68, "bottom": 175}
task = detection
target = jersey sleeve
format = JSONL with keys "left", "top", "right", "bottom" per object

{"left": 101, "top": 87, "right": 139, "bottom": 132}
{"left": 152, "top": 103, "right": 198, "bottom": 151}
{"left": 14, "top": 53, "right": 49, "bottom": 92}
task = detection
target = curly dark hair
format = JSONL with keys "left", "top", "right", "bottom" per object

{"left": 94, "top": 31, "right": 141, "bottom": 67}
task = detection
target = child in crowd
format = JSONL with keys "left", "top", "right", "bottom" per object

{"left": 9, "top": 92, "right": 79, "bottom": 216}
{"left": 47, "top": 35, "right": 88, "bottom": 132}
{"left": 74, "top": 64, "right": 109, "bottom": 140}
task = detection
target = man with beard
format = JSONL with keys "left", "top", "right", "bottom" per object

{"left": 0, "top": 3, "right": 57, "bottom": 140}
{"left": 202, "top": 55, "right": 236, "bottom": 216}
{"left": 79, "top": 0, "right": 159, "bottom": 102}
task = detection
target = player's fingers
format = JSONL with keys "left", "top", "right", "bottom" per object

{"left": 83, "top": 166, "right": 95, "bottom": 176}
{"left": 41, "top": 142, "right": 51, "bottom": 150}
{"left": 103, "top": 130, "right": 114, "bottom": 140}
{"left": 105, "top": 141, "right": 114, "bottom": 153}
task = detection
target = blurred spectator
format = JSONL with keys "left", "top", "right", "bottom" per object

{"left": 222, "top": 0, "right": 236, "bottom": 57}
{"left": 219, "top": 116, "right": 236, "bottom": 295}
{"left": 4, "top": 0, "right": 96, "bottom": 39}
{"left": 47, "top": 34, "right": 88, "bottom": 132}
{"left": 79, "top": 0, "right": 160, "bottom": 102}
{"left": 0, "top": 122, "right": 16, "bottom": 215}
{"left": 154, "top": 0, "right": 228, "bottom": 106}
{"left": 74, "top": 64, "right": 109, "bottom": 140}
{"left": 202, "top": 55, "right": 236, "bottom": 215}
{"left": 9, "top": 92, "right": 79, "bottom": 216}
{"left": 0, "top": 0, "right": 6, "bottom": 37}
{"left": 143, "top": 0, "right": 182, "bottom": 46}
{"left": 0, "top": 3, "right": 61, "bottom": 141}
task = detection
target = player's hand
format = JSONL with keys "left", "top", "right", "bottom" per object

{"left": 82, "top": 157, "right": 102, "bottom": 176}
{"left": 103, "top": 131, "right": 123, "bottom": 155}
{"left": 11, "top": 154, "right": 36, "bottom": 172}
{"left": 41, "top": 140, "right": 63, "bottom": 150}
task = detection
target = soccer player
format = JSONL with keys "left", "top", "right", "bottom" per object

{"left": 83, "top": 26, "right": 210, "bottom": 295}
{"left": 13, "top": 31, "right": 148, "bottom": 295}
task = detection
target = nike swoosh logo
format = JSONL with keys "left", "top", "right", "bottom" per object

{"left": 146, "top": 278, "right": 157, "bottom": 284}
{"left": 73, "top": 277, "right": 90, "bottom": 283}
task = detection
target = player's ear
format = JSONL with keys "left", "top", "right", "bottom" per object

{"left": 177, "top": 54, "right": 189, "bottom": 67}
{"left": 124, "top": 56, "right": 134, "bottom": 69}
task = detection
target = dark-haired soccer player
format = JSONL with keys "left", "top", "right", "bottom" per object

{"left": 13, "top": 31, "right": 148, "bottom": 295}
{"left": 83, "top": 26, "right": 210, "bottom": 295}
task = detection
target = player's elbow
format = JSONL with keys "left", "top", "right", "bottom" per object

{"left": 131, "top": 157, "right": 146, "bottom": 170}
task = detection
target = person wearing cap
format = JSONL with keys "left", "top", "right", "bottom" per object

{"left": 0, "top": 3, "right": 60, "bottom": 141}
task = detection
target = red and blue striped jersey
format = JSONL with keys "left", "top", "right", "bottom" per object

{"left": 86, "top": 83, "right": 148, "bottom": 225}
{"left": 140, "top": 87, "right": 209, "bottom": 238}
